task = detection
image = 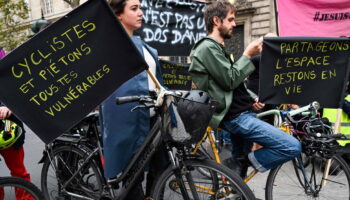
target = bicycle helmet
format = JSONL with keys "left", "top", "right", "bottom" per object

{"left": 0, "top": 120, "right": 22, "bottom": 150}
{"left": 173, "top": 90, "right": 215, "bottom": 144}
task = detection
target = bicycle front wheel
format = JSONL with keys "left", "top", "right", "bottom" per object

{"left": 266, "top": 155, "right": 350, "bottom": 200}
{"left": 0, "top": 176, "right": 44, "bottom": 200}
{"left": 152, "top": 159, "right": 255, "bottom": 200}
{"left": 41, "top": 145, "right": 104, "bottom": 200}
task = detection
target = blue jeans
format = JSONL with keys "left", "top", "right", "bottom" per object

{"left": 219, "top": 129, "right": 232, "bottom": 145}
{"left": 223, "top": 111, "right": 301, "bottom": 172}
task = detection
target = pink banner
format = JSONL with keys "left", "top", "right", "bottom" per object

{"left": 277, "top": 0, "right": 350, "bottom": 37}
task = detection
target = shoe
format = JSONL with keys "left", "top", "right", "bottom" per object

{"left": 222, "top": 157, "right": 249, "bottom": 178}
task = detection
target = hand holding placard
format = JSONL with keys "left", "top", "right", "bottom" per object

{"left": 243, "top": 38, "right": 263, "bottom": 59}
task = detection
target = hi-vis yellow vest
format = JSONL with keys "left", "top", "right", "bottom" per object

{"left": 323, "top": 95, "right": 350, "bottom": 146}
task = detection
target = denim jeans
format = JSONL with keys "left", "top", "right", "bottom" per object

{"left": 219, "top": 129, "right": 232, "bottom": 145}
{"left": 223, "top": 111, "right": 301, "bottom": 172}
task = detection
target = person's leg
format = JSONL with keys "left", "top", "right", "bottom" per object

{"left": 1, "top": 146, "right": 30, "bottom": 181}
{"left": 0, "top": 151, "right": 4, "bottom": 200}
{"left": 229, "top": 134, "right": 246, "bottom": 158}
{"left": 124, "top": 172, "right": 145, "bottom": 200}
{"left": 223, "top": 112, "right": 301, "bottom": 172}
{"left": 219, "top": 129, "right": 232, "bottom": 146}
{"left": 222, "top": 130, "right": 252, "bottom": 178}
{"left": 145, "top": 142, "right": 169, "bottom": 197}
{"left": 0, "top": 146, "right": 33, "bottom": 200}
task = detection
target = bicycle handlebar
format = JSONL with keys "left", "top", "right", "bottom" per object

{"left": 288, "top": 101, "right": 320, "bottom": 117}
{"left": 115, "top": 96, "right": 152, "bottom": 105}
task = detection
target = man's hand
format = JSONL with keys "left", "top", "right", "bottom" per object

{"left": 252, "top": 98, "right": 265, "bottom": 111}
{"left": 287, "top": 104, "right": 300, "bottom": 110}
{"left": 243, "top": 38, "right": 263, "bottom": 59}
{"left": 0, "top": 107, "right": 11, "bottom": 119}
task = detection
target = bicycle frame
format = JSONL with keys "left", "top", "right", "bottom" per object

{"left": 191, "top": 109, "right": 284, "bottom": 183}
{"left": 44, "top": 116, "right": 163, "bottom": 200}
{"left": 191, "top": 104, "right": 339, "bottom": 187}
{"left": 45, "top": 110, "right": 220, "bottom": 199}
{"left": 43, "top": 91, "right": 255, "bottom": 200}
{"left": 108, "top": 117, "right": 163, "bottom": 199}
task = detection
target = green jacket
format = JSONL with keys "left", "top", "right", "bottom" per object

{"left": 189, "top": 36, "right": 255, "bottom": 129}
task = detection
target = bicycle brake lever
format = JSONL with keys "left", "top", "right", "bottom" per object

{"left": 131, "top": 103, "right": 155, "bottom": 112}
{"left": 131, "top": 105, "right": 144, "bottom": 112}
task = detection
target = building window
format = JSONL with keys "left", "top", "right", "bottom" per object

{"left": 43, "top": 0, "right": 53, "bottom": 14}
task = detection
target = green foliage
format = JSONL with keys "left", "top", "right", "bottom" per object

{"left": 0, "top": 0, "right": 29, "bottom": 51}
{"left": 64, "top": 0, "right": 80, "bottom": 8}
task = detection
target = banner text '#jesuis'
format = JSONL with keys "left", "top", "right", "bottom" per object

{"left": 276, "top": 0, "right": 350, "bottom": 36}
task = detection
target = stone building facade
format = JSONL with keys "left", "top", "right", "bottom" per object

{"left": 226, "top": 0, "right": 277, "bottom": 60}
{"left": 28, "top": 0, "right": 87, "bottom": 23}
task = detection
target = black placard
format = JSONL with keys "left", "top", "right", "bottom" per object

{"left": 160, "top": 60, "right": 191, "bottom": 90}
{"left": 136, "top": 0, "right": 206, "bottom": 56}
{"left": 260, "top": 37, "right": 350, "bottom": 108}
{"left": 0, "top": 0, "right": 147, "bottom": 143}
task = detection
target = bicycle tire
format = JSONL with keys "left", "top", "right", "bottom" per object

{"left": 0, "top": 176, "right": 44, "bottom": 200}
{"left": 265, "top": 155, "right": 350, "bottom": 200}
{"left": 194, "top": 149, "right": 216, "bottom": 179}
{"left": 152, "top": 159, "right": 255, "bottom": 200}
{"left": 194, "top": 143, "right": 232, "bottom": 179}
{"left": 41, "top": 145, "right": 104, "bottom": 200}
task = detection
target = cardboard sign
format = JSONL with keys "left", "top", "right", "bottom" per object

{"left": 160, "top": 60, "right": 191, "bottom": 90}
{"left": 136, "top": 0, "right": 206, "bottom": 56}
{"left": 0, "top": 0, "right": 147, "bottom": 143}
{"left": 260, "top": 37, "right": 350, "bottom": 108}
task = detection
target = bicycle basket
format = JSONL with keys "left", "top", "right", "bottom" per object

{"left": 163, "top": 90, "right": 215, "bottom": 145}
{"left": 293, "top": 117, "right": 336, "bottom": 158}
{"left": 293, "top": 117, "right": 332, "bottom": 134}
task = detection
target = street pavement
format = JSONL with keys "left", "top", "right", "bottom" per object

{"left": 0, "top": 126, "right": 269, "bottom": 199}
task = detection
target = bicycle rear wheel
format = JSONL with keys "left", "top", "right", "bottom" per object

{"left": 266, "top": 155, "right": 350, "bottom": 200}
{"left": 41, "top": 145, "right": 104, "bottom": 200}
{"left": 0, "top": 176, "right": 44, "bottom": 200}
{"left": 152, "top": 159, "right": 255, "bottom": 200}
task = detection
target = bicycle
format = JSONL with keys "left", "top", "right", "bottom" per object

{"left": 0, "top": 176, "right": 44, "bottom": 200}
{"left": 40, "top": 90, "right": 256, "bottom": 200}
{"left": 193, "top": 102, "right": 350, "bottom": 199}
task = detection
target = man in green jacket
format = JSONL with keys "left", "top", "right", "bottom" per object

{"left": 189, "top": 0, "right": 301, "bottom": 177}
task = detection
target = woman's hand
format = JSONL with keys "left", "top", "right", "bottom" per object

{"left": 0, "top": 107, "right": 12, "bottom": 119}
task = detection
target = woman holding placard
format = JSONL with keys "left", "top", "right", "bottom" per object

{"left": 100, "top": 0, "right": 165, "bottom": 199}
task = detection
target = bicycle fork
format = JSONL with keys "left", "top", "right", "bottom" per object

{"left": 167, "top": 147, "right": 200, "bottom": 200}
{"left": 295, "top": 156, "right": 319, "bottom": 197}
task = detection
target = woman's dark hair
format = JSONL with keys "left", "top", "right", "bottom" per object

{"left": 204, "top": 0, "right": 236, "bottom": 34}
{"left": 109, "top": 0, "right": 128, "bottom": 15}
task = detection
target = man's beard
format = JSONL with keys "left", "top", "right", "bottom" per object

{"left": 218, "top": 25, "right": 232, "bottom": 39}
